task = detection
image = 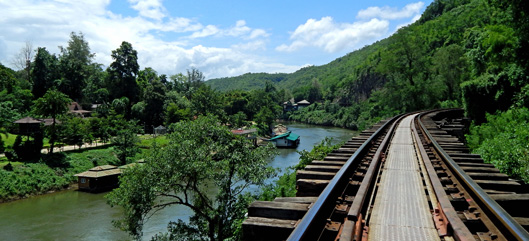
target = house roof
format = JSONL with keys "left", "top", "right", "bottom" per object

{"left": 74, "top": 165, "right": 121, "bottom": 178}
{"left": 297, "top": 100, "right": 310, "bottom": 105}
{"left": 41, "top": 118, "right": 57, "bottom": 126}
{"left": 269, "top": 131, "right": 300, "bottom": 141}
{"left": 68, "top": 102, "right": 82, "bottom": 111}
{"left": 231, "top": 128, "right": 257, "bottom": 135}
{"left": 14, "top": 117, "right": 42, "bottom": 124}
{"left": 286, "top": 132, "right": 300, "bottom": 141}
{"left": 154, "top": 125, "right": 166, "bottom": 130}
{"left": 69, "top": 102, "right": 92, "bottom": 116}
{"left": 13, "top": 117, "right": 59, "bottom": 127}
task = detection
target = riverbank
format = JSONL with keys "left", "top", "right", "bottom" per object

{"left": 0, "top": 135, "right": 164, "bottom": 203}
{"left": 0, "top": 147, "right": 123, "bottom": 203}
{"left": 0, "top": 183, "right": 78, "bottom": 204}
{"left": 0, "top": 123, "right": 356, "bottom": 240}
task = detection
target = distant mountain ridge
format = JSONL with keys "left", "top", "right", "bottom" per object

{"left": 206, "top": 39, "right": 388, "bottom": 92}
{"left": 206, "top": 0, "right": 473, "bottom": 93}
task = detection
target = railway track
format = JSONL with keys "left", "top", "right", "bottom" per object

{"left": 242, "top": 109, "right": 529, "bottom": 241}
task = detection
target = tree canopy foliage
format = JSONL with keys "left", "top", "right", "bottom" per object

{"left": 33, "top": 89, "right": 72, "bottom": 154}
{"left": 207, "top": 0, "right": 528, "bottom": 127}
{"left": 1, "top": 0, "right": 529, "bottom": 238}
{"left": 106, "top": 116, "right": 276, "bottom": 240}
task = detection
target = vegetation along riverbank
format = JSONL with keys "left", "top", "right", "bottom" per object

{"left": 1, "top": 0, "right": 528, "bottom": 239}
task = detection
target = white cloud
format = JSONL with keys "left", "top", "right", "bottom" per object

{"left": 188, "top": 20, "right": 269, "bottom": 40}
{"left": 135, "top": 42, "right": 299, "bottom": 79}
{"left": 276, "top": 17, "right": 388, "bottom": 53}
{"left": 357, "top": 2, "right": 425, "bottom": 20}
{"left": 225, "top": 20, "right": 251, "bottom": 37}
{"left": 189, "top": 25, "right": 220, "bottom": 39}
{"left": 248, "top": 29, "right": 269, "bottom": 39}
{"left": 159, "top": 17, "right": 203, "bottom": 33}
{"left": 231, "top": 40, "right": 267, "bottom": 51}
{"left": 0, "top": 0, "right": 284, "bottom": 79}
{"left": 128, "top": 0, "right": 166, "bottom": 20}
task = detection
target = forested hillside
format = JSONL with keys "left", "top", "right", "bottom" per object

{"left": 208, "top": 0, "right": 529, "bottom": 181}
{"left": 1, "top": 0, "right": 528, "bottom": 238}
{"left": 208, "top": 0, "right": 528, "bottom": 126}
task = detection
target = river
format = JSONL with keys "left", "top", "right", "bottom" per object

{"left": 0, "top": 123, "right": 355, "bottom": 240}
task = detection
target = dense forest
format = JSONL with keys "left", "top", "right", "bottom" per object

{"left": 208, "top": 0, "right": 528, "bottom": 126}
{"left": 0, "top": 0, "right": 528, "bottom": 239}
{"left": 207, "top": 0, "right": 529, "bottom": 181}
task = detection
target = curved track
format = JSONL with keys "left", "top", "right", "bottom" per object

{"left": 242, "top": 109, "right": 529, "bottom": 241}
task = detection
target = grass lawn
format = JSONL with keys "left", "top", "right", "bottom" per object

{"left": 0, "top": 160, "right": 24, "bottom": 169}
{"left": 3, "top": 133, "right": 18, "bottom": 147}
{"left": 2, "top": 133, "right": 51, "bottom": 148}
{"left": 139, "top": 134, "right": 169, "bottom": 147}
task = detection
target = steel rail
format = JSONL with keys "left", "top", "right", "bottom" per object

{"left": 347, "top": 114, "right": 402, "bottom": 221}
{"left": 412, "top": 113, "right": 475, "bottom": 241}
{"left": 339, "top": 114, "right": 404, "bottom": 241}
{"left": 287, "top": 114, "right": 402, "bottom": 241}
{"left": 418, "top": 111, "right": 529, "bottom": 241}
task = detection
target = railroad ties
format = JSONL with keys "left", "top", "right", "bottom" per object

{"left": 419, "top": 110, "right": 529, "bottom": 240}
{"left": 242, "top": 120, "right": 389, "bottom": 241}
{"left": 243, "top": 109, "right": 529, "bottom": 241}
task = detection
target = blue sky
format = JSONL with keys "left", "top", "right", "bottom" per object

{"left": 0, "top": 0, "right": 433, "bottom": 79}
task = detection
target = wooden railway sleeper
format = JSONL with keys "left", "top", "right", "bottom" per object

{"left": 418, "top": 110, "right": 528, "bottom": 240}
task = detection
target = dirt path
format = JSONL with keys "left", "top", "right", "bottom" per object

{"left": 0, "top": 141, "right": 111, "bottom": 158}
{"left": 40, "top": 141, "right": 111, "bottom": 154}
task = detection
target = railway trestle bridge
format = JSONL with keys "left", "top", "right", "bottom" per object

{"left": 243, "top": 109, "right": 529, "bottom": 241}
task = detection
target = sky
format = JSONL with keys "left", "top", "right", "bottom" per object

{"left": 0, "top": 0, "right": 433, "bottom": 80}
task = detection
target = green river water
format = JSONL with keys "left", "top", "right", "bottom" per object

{"left": 0, "top": 123, "right": 355, "bottom": 240}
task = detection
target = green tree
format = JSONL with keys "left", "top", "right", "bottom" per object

{"left": 131, "top": 101, "right": 146, "bottom": 125}
{"left": 136, "top": 67, "right": 159, "bottom": 98}
{"left": 112, "top": 120, "right": 140, "bottom": 165}
{"left": 0, "top": 63, "right": 18, "bottom": 94}
{"left": 376, "top": 28, "right": 433, "bottom": 112}
{"left": 489, "top": 0, "right": 529, "bottom": 73}
{"left": 60, "top": 116, "right": 88, "bottom": 149}
{"left": 31, "top": 47, "right": 59, "bottom": 99}
{"left": 82, "top": 63, "right": 108, "bottom": 104}
{"left": 187, "top": 68, "right": 205, "bottom": 91}
{"left": 229, "top": 111, "right": 248, "bottom": 129}
{"left": 191, "top": 85, "right": 223, "bottom": 117}
{"left": 432, "top": 44, "right": 468, "bottom": 101}
{"left": 307, "top": 78, "right": 323, "bottom": 103}
{"left": 106, "top": 115, "right": 276, "bottom": 240}
{"left": 246, "top": 89, "right": 281, "bottom": 120}
{"left": 58, "top": 32, "right": 95, "bottom": 100}
{"left": 107, "top": 41, "right": 140, "bottom": 105}
{"left": 223, "top": 90, "right": 249, "bottom": 116}
{"left": 462, "top": 25, "right": 521, "bottom": 122}
{"left": 112, "top": 97, "right": 130, "bottom": 117}
{"left": 143, "top": 79, "right": 167, "bottom": 127}
{"left": 165, "top": 102, "right": 192, "bottom": 125}
{"left": 33, "top": 89, "right": 72, "bottom": 154}
{"left": 12, "top": 131, "right": 43, "bottom": 162}
{"left": 164, "top": 91, "right": 193, "bottom": 125}
{"left": 87, "top": 117, "right": 110, "bottom": 145}
{"left": 169, "top": 73, "right": 188, "bottom": 93}
{"left": 255, "top": 107, "right": 275, "bottom": 135}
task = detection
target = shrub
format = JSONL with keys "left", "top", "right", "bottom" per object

{"left": 467, "top": 108, "right": 529, "bottom": 182}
